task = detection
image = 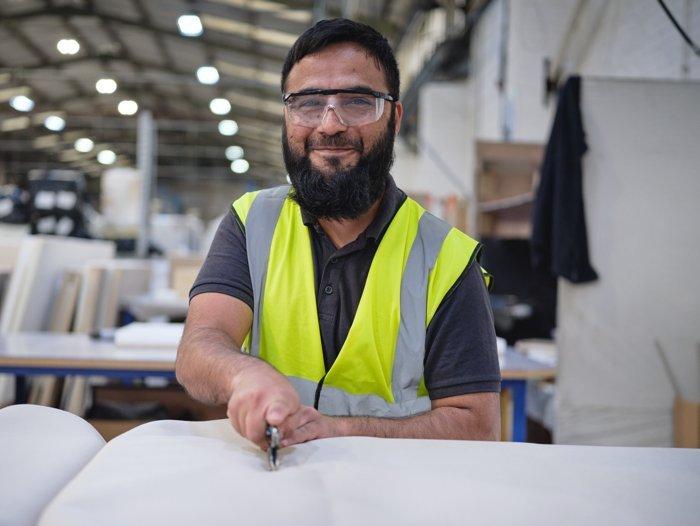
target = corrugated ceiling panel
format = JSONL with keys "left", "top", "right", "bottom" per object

{"left": 27, "top": 77, "right": 75, "bottom": 101}
{"left": 115, "top": 25, "right": 163, "bottom": 64}
{"left": 94, "top": 0, "right": 141, "bottom": 21}
{"left": 70, "top": 16, "right": 120, "bottom": 55}
{"left": 0, "top": 26, "right": 42, "bottom": 66}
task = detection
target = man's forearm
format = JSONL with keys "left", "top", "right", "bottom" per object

{"left": 175, "top": 326, "right": 257, "bottom": 405}
{"left": 334, "top": 406, "right": 499, "bottom": 441}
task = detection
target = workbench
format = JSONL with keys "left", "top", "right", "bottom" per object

{"left": 0, "top": 332, "right": 555, "bottom": 441}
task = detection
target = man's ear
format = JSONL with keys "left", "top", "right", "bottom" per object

{"left": 393, "top": 101, "right": 403, "bottom": 135}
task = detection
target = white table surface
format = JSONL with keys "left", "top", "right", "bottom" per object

{"left": 500, "top": 348, "right": 556, "bottom": 379}
{"left": 0, "top": 332, "right": 551, "bottom": 378}
{"left": 0, "top": 332, "right": 176, "bottom": 370}
{"left": 125, "top": 293, "right": 189, "bottom": 321}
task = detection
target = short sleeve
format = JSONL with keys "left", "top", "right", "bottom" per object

{"left": 189, "top": 210, "right": 253, "bottom": 309}
{"left": 424, "top": 262, "right": 501, "bottom": 400}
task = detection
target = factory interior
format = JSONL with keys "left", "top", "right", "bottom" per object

{"left": 0, "top": 0, "right": 699, "bottom": 524}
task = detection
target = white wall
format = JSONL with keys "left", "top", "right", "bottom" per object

{"left": 470, "top": 0, "right": 504, "bottom": 141}
{"left": 507, "top": 0, "right": 700, "bottom": 142}
{"left": 394, "top": 0, "right": 700, "bottom": 195}
{"left": 555, "top": 78, "right": 700, "bottom": 446}
{"left": 506, "top": 0, "right": 580, "bottom": 142}
{"left": 415, "top": 80, "right": 475, "bottom": 199}
{"left": 393, "top": 0, "right": 503, "bottom": 229}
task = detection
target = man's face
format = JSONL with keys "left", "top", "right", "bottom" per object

{"left": 282, "top": 42, "right": 404, "bottom": 219}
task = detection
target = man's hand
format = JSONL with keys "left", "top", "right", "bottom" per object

{"left": 226, "top": 360, "right": 301, "bottom": 450}
{"left": 278, "top": 406, "right": 341, "bottom": 447}
{"left": 276, "top": 392, "right": 500, "bottom": 446}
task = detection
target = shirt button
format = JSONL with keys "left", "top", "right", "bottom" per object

{"left": 324, "top": 284, "right": 334, "bottom": 295}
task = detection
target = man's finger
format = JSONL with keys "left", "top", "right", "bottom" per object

{"left": 282, "top": 421, "right": 319, "bottom": 447}
{"left": 244, "top": 410, "right": 268, "bottom": 449}
{"left": 278, "top": 406, "right": 316, "bottom": 440}
{"left": 265, "top": 400, "right": 294, "bottom": 427}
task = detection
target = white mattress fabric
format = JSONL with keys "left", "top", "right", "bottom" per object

{"left": 39, "top": 417, "right": 700, "bottom": 526}
{"left": 0, "top": 405, "right": 105, "bottom": 526}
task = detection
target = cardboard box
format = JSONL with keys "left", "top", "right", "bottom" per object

{"left": 674, "top": 396, "right": 700, "bottom": 448}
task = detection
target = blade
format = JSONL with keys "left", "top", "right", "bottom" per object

{"left": 266, "top": 425, "right": 280, "bottom": 471}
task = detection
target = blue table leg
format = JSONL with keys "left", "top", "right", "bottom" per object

{"left": 15, "top": 375, "right": 28, "bottom": 404}
{"left": 503, "top": 379, "right": 527, "bottom": 442}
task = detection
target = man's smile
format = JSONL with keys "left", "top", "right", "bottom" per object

{"left": 312, "top": 147, "right": 357, "bottom": 154}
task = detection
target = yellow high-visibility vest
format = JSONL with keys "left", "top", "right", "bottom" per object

{"left": 233, "top": 186, "right": 488, "bottom": 417}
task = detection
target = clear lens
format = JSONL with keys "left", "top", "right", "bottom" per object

{"left": 286, "top": 93, "right": 384, "bottom": 127}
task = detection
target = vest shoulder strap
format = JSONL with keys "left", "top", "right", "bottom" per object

{"left": 426, "top": 223, "right": 484, "bottom": 326}
{"left": 232, "top": 185, "right": 290, "bottom": 227}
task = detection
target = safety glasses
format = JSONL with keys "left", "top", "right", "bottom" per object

{"left": 283, "top": 88, "right": 396, "bottom": 128}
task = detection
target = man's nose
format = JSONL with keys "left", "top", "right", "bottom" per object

{"left": 317, "top": 105, "right": 348, "bottom": 135}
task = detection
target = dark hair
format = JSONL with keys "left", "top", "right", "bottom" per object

{"left": 281, "top": 18, "right": 400, "bottom": 100}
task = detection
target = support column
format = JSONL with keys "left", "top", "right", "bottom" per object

{"left": 136, "top": 110, "right": 156, "bottom": 258}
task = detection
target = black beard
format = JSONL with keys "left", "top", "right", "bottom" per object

{"left": 282, "top": 110, "right": 396, "bottom": 220}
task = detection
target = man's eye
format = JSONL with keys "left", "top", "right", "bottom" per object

{"left": 297, "top": 97, "right": 323, "bottom": 108}
{"left": 345, "top": 97, "right": 373, "bottom": 106}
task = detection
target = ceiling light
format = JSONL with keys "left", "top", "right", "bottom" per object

{"left": 117, "top": 99, "right": 138, "bottom": 115}
{"left": 97, "top": 150, "right": 117, "bottom": 165}
{"left": 57, "top": 38, "right": 80, "bottom": 55}
{"left": 96, "top": 78, "right": 118, "bottom": 94}
{"left": 231, "top": 159, "right": 249, "bottom": 174}
{"left": 218, "top": 119, "right": 238, "bottom": 136}
{"left": 225, "top": 145, "right": 244, "bottom": 160}
{"left": 74, "top": 138, "right": 94, "bottom": 153}
{"left": 196, "top": 66, "right": 219, "bottom": 85}
{"left": 209, "top": 98, "right": 231, "bottom": 115}
{"left": 44, "top": 115, "right": 66, "bottom": 132}
{"left": 9, "top": 95, "right": 34, "bottom": 112}
{"left": 177, "top": 14, "right": 203, "bottom": 37}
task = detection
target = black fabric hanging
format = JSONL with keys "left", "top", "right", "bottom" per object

{"left": 531, "top": 75, "right": 598, "bottom": 283}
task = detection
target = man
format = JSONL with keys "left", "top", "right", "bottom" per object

{"left": 177, "top": 19, "right": 501, "bottom": 450}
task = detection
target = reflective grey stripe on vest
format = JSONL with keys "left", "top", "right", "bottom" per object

{"left": 245, "top": 189, "right": 451, "bottom": 418}
{"left": 287, "top": 376, "right": 318, "bottom": 406}
{"left": 289, "top": 376, "right": 430, "bottom": 417}
{"left": 245, "top": 185, "right": 289, "bottom": 356}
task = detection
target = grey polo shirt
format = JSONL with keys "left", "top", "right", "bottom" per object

{"left": 190, "top": 177, "right": 501, "bottom": 400}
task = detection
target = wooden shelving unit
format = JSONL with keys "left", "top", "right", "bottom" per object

{"left": 475, "top": 141, "right": 544, "bottom": 239}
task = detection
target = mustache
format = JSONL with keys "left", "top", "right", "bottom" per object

{"left": 306, "top": 135, "right": 362, "bottom": 152}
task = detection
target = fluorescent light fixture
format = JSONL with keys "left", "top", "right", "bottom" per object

{"left": 74, "top": 137, "right": 94, "bottom": 153}
{"left": 225, "top": 145, "right": 244, "bottom": 160}
{"left": 9, "top": 95, "right": 34, "bottom": 112}
{"left": 218, "top": 119, "right": 238, "bottom": 136}
{"left": 196, "top": 65, "right": 219, "bottom": 85}
{"left": 97, "top": 150, "right": 117, "bottom": 165}
{"left": 44, "top": 115, "right": 66, "bottom": 132}
{"left": 117, "top": 99, "right": 138, "bottom": 115}
{"left": 57, "top": 38, "right": 80, "bottom": 55}
{"left": 177, "top": 14, "right": 203, "bottom": 37}
{"left": 231, "top": 159, "right": 249, "bottom": 174}
{"left": 96, "top": 78, "right": 118, "bottom": 94}
{"left": 209, "top": 97, "right": 231, "bottom": 115}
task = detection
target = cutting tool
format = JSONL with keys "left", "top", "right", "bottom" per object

{"left": 266, "top": 425, "right": 280, "bottom": 471}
